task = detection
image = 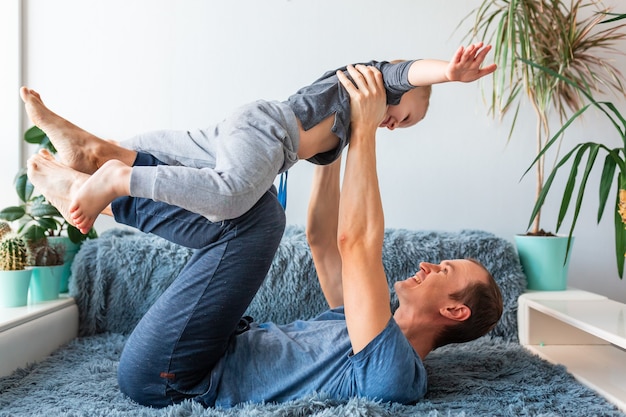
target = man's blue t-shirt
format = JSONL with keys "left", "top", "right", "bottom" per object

{"left": 198, "top": 308, "right": 427, "bottom": 408}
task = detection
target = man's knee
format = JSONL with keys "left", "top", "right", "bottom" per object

{"left": 117, "top": 348, "right": 172, "bottom": 408}
{"left": 244, "top": 187, "right": 286, "bottom": 246}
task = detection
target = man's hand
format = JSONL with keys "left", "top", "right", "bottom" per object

{"left": 445, "top": 42, "right": 497, "bottom": 83}
{"left": 336, "top": 64, "right": 387, "bottom": 132}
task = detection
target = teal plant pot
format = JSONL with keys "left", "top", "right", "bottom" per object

{"left": 49, "top": 237, "right": 82, "bottom": 293}
{"left": 0, "top": 269, "right": 33, "bottom": 308}
{"left": 59, "top": 262, "right": 72, "bottom": 293}
{"left": 514, "top": 235, "right": 574, "bottom": 291}
{"left": 30, "top": 265, "right": 64, "bottom": 303}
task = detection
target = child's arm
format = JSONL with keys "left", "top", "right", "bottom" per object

{"left": 408, "top": 42, "right": 497, "bottom": 86}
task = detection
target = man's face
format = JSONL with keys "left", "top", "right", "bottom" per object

{"left": 379, "top": 87, "right": 430, "bottom": 130}
{"left": 394, "top": 259, "right": 487, "bottom": 312}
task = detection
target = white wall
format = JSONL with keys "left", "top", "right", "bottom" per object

{"left": 0, "top": 0, "right": 23, "bottom": 206}
{"left": 17, "top": 0, "right": 626, "bottom": 301}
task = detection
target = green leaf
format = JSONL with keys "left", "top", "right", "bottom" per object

{"left": 14, "top": 172, "right": 34, "bottom": 203}
{"left": 36, "top": 217, "right": 59, "bottom": 232}
{"left": 555, "top": 144, "right": 601, "bottom": 266}
{"left": 24, "top": 125, "right": 57, "bottom": 153}
{"left": 23, "top": 126, "right": 47, "bottom": 144}
{"left": 564, "top": 144, "right": 600, "bottom": 241}
{"left": 66, "top": 224, "right": 98, "bottom": 243}
{"left": 30, "top": 202, "right": 62, "bottom": 218}
{"left": 67, "top": 225, "right": 84, "bottom": 243}
{"left": 598, "top": 152, "right": 618, "bottom": 223}
{"left": 601, "top": 13, "right": 626, "bottom": 24}
{"left": 556, "top": 144, "right": 588, "bottom": 231}
{"left": 39, "top": 136, "right": 57, "bottom": 154}
{"left": 614, "top": 189, "right": 626, "bottom": 278}
{"left": 21, "top": 224, "right": 47, "bottom": 243}
{"left": 523, "top": 105, "right": 590, "bottom": 179}
{"left": 528, "top": 144, "right": 581, "bottom": 230}
{"left": 604, "top": 102, "right": 626, "bottom": 136}
{"left": 86, "top": 227, "right": 98, "bottom": 239}
{"left": 0, "top": 206, "right": 26, "bottom": 222}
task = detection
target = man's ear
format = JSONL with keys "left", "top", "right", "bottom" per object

{"left": 439, "top": 304, "right": 471, "bottom": 322}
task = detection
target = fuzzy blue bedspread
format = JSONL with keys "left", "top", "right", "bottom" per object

{"left": 0, "top": 226, "right": 623, "bottom": 417}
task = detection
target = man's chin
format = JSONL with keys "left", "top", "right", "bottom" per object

{"left": 394, "top": 278, "right": 418, "bottom": 292}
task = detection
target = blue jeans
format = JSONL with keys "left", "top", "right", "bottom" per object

{"left": 114, "top": 152, "right": 286, "bottom": 407}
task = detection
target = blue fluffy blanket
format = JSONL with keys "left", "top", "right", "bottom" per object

{"left": 72, "top": 227, "right": 524, "bottom": 339}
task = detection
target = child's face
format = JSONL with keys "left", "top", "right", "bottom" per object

{"left": 379, "top": 87, "right": 431, "bottom": 130}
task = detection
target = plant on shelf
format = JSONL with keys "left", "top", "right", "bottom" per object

{"left": 28, "top": 236, "right": 67, "bottom": 302}
{"left": 30, "top": 237, "right": 65, "bottom": 267}
{"left": 0, "top": 221, "right": 11, "bottom": 240}
{"left": 0, "top": 230, "right": 33, "bottom": 308}
{"left": 0, "top": 232, "right": 31, "bottom": 271}
{"left": 0, "top": 126, "right": 98, "bottom": 295}
{"left": 463, "top": 0, "right": 626, "bottom": 235}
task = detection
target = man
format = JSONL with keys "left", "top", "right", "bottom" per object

{"left": 309, "top": 66, "right": 503, "bottom": 365}
{"left": 25, "top": 65, "right": 501, "bottom": 408}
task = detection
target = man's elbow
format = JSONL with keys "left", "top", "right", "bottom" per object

{"left": 337, "top": 230, "right": 376, "bottom": 256}
{"left": 306, "top": 226, "right": 329, "bottom": 250}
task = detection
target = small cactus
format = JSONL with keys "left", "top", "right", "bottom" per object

{"left": 30, "top": 238, "right": 65, "bottom": 266}
{"left": 0, "top": 234, "right": 31, "bottom": 271}
{"left": 0, "top": 222, "right": 12, "bottom": 240}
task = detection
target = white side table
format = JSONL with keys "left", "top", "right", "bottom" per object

{"left": 0, "top": 295, "right": 78, "bottom": 377}
{"left": 518, "top": 289, "right": 626, "bottom": 411}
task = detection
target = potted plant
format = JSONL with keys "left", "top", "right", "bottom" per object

{"left": 523, "top": 13, "right": 626, "bottom": 280}
{"left": 0, "top": 126, "right": 97, "bottom": 292}
{"left": 28, "top": 237, "right": 66, "bottom": 303}
{"left": 0, "top": 228, "right": 33, "bottom": 308}
{"left": 463, "top": 0, "right": 626, "bottom": 289}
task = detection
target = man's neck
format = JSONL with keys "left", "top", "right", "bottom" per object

{"left": 394, "top": 312, "right": 436, "bottom": 360}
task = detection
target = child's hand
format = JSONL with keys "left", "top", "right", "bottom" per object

{"left": 446, "top": 42, "right": 497, "bottom": 83}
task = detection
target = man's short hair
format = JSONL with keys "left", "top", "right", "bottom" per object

{"left": 433, "top": 259, "right": 503, "bottom": 349}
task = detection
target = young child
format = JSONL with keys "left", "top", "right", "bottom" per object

{"left": 22, "top": 42, "right": 496, "bottom": 234}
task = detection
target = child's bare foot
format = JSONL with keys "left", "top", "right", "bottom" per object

{"left": 27, "top": 153, "right": 89, "bottom": 227}
{"left": 20, "top": 87, "right": 122, "bottom": 175}
{"left": 69, "top": 160, "right": 131, "bottom": 234}
{"left": 38, "top": 148, "right": 116, "bottom": 219}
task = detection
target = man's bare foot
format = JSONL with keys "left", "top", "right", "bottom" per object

{"left": 70, "top": 160, "right": 132, "bottom": 234}
{"left": 27, "top": 153, "right": 89, "bottom": 227}
{"left": 20, "top": 87, "right": 130, "bottom": 174}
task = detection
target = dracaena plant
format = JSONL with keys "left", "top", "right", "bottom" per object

{"left": 523, "top": 13, "right": 626, "bottom": 278}
{"left": 462, "top": 0, "right": 626, "bottom": 235}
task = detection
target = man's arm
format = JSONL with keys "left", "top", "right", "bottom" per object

{"left": 408, "top": 42, "right": 497, "bottom": 86}
{"left": 306, "top": 158, "right": 343, "bottom": 308}
{"left": 335, "top": 65, "right": 391, "bottom": 354}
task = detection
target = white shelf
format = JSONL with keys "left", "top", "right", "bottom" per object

{"left": 0, "top": 296, "right": 78, "bottom": 377}
{"left": 519, "top": 289, "right": 626, "bottom": 412}
{"left": 0, "top": 295, "right": 75, "bottom": 332}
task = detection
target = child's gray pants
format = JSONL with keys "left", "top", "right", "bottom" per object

{"left": 121, "top": 100, "right": 300, "bottom": 222}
